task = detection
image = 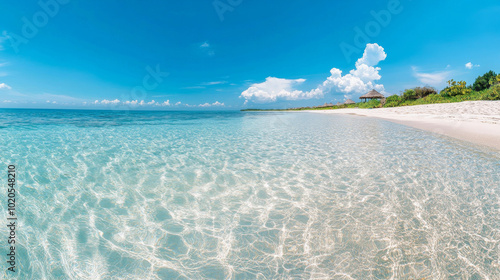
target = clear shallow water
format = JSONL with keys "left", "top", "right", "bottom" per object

{"left": 1, "top": 109, "right": 499, "bottom": 279}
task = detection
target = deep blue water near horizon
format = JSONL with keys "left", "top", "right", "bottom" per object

{"left": 0, "top": 109, "right": 499, "bottom": 279}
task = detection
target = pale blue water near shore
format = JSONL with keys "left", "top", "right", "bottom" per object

{"left": 1, "top": 109, "right": 499, "bottom": 279}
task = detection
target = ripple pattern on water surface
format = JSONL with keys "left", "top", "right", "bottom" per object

{"left": 1, "top": 110, "right": 499, "bottom": 279}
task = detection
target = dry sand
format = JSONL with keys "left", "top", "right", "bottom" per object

{"left": 311, "top": 101, "right": 500, "bottom": 151}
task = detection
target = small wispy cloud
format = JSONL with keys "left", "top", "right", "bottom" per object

{"left": 199, "top": 41, "right": 215, "bottom": 56}
{"left": 465, "top": 62, "right": 480, "bottom": 69}
{"left": 0, "top": 83, "right": 12, "bottom": 89}
{"left": 39, "top": 93, "right": 83, "bottom": 102}
{"left": 412, "top": 66, "right": 451, "bottom": 87}
{"left": 0, "top": 91, "right": 88, "bottom": 106}
{"left": 201, "top": 81, "right": 227, "bottom": 86}
{"left": 184, "top": 81, "right": 228, "bottom": 89}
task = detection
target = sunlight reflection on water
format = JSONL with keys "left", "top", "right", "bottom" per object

{"left": 1, "top": 109, "right": 499, "bottom": 279}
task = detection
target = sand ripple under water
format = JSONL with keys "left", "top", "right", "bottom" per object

{"left": 0, "top": 110, "right": 499, "bottom": 279}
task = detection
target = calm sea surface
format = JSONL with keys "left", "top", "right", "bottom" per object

{"left": 1, "top": 109, "right": 499, "bottom": 279}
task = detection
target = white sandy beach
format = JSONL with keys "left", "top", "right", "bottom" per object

{"left": 312, "top": 101, "right": 500, "bottom": 150}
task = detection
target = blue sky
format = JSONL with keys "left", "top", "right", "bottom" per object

{"left": 1, "top": 0, "right": 499, "bottom": 109}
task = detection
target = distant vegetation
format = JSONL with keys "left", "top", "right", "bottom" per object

{"left": 383, "top": 70, "right": 499, "bottom": 108}
{"left": 242, "top": 70, "right": 500, "bottom": 111}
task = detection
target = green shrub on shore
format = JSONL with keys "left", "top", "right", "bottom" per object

{"left": 440, "top": 80, "right": 472, "bottom": 97}
{"left": 491, "top": 74, "right": 500, "bottom": 86}
{"left": 401, "top": 86, "right": 437, "bottom": 101}
{"left": 379, "top": 72, "right": 500, "bottom": 109}
{"left": 421, "top": 93, "right": 444, "bottom": 103}
{"left": 384, "top": 95, "right": 402, "bottom": 107}
{"left": 414, "top": 86, "right": 437, "bottom": 99}
{"left": 473, "top": 70, "right": 497, "bottom": 91}
{"left": 402, "top": 89, "right": 417, "bottom": 100}
{"left": 357, "top": 99, "right": 381, "bottom": 108}
{"left": 481, "top": 84, "right": 500, "bottom": 100}
{"left": 380, "top": 85, "right": 499, "bottom": 109}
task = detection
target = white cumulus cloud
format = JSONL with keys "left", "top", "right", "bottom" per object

{"left": 120, "top": 100, "right": 172, "bottom": 106}
{"left": 465, "top": 62, "right": 480, "bottom": 69}
{"left": 355, "top": 44, "right": 387, "bottom": 67}
{"left": 100, "top": 99, "right": 121, "bottom": 105}
{"left": 320, "top": 43, "right": 387, "bottom": 94}
{"left": 240, "top": 43, "right": 387, "bottom": 103}
{"left": 124, "top": 100, "right": 138, "bottom": 105}
{"left": 199, "top": 101, "right": 225, "bottom": 107}
{"left": 241, "top": 77, "right": 322, "bottom": 102}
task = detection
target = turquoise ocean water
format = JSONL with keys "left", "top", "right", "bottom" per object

{"left": 1, "top": 109, "right": 499, "bottom": 279}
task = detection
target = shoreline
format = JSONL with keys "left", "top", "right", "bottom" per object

{"left": 309, "top": 101, "right": 500, "bottom": 151}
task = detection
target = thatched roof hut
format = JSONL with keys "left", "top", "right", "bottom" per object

{"left": 316, "top": 102, "right": 334, "bottom": 108}
{"left": 344, "top": 99, "right": 355, "bottom": 105}
{"left": 360, "top": 89, "right": 384, "bottom": 101}
{"left": 336, "top": 102, "right": 343, "bottom": 106}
